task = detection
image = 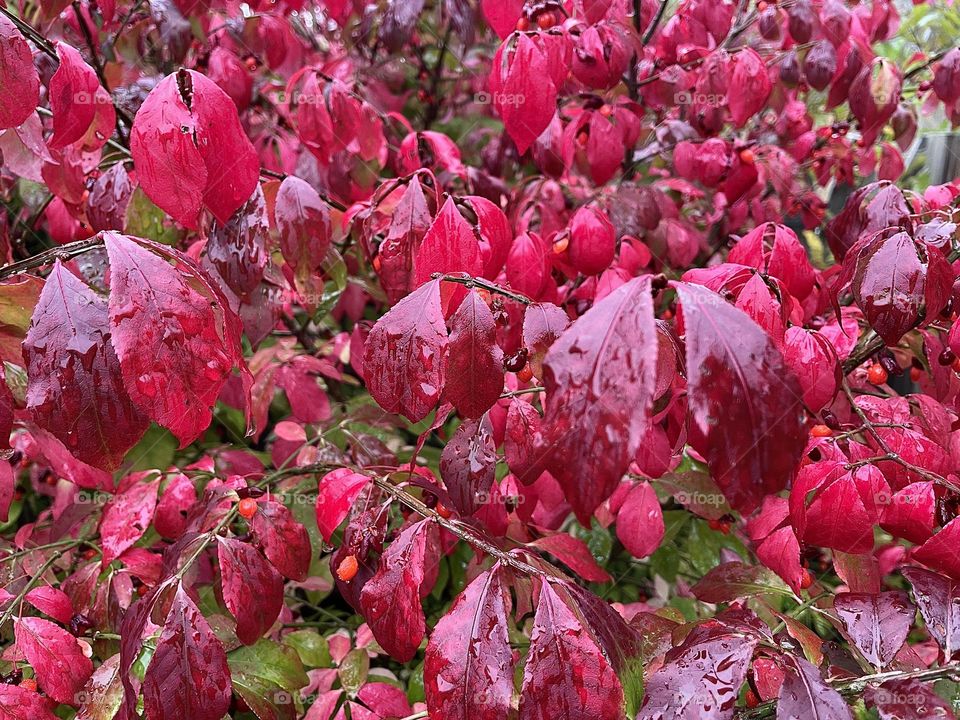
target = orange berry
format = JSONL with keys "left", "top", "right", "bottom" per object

{"left": 517, "top": 364, "right": 534, "bottom": 383}
{"left": 238, "top": 497, "right": 258, "bottom": 520}
{"left": 800, "top": 569, "right": 814, "bottom": 589}
{"left": 336, "top": 554, "right": 359, "bottom": 582}
{"left": 662, "top": 309, "right": 674, "bottom": 320}
{"left": 20, "top": 678, "right": 37, "bottom": 692}
{"left": 552, "top": 235, "right": 569, "bottom": 254}
{"left": 910, "top": 366, "right": 923, "bottom": 382}
{"left": 867, "top": 363, "right": 888, "bottom": 386}
{"left": 599, "top": 104, "right": 613, "bottom": 117}
{"left": 810, "top": 424, "right": 833, "bottom": 438}
{"left": 436, "top": 502, "right": 453, "bottom": 519}
{"left": 953, "top": 357, "right": 960, "bottom": 373}
{"left": 576, "top": 131, "right": 589, "bottom": 147}
{"left": 739, "top": 148, "right": 756, "bottom": 164}
{"left": 745, "top": 689, "right": 760, "bottom": 709}
{"left": 372, "top": 254, "right": 382, "bottom": 273}
{"left": 516, "top": 16, "right": 530, "bottom": 31}
{"left": 757, "top": 1, "right": 768, "bottom": 12}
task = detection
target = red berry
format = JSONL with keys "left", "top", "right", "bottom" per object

{"left": 953, "top": 357, "right": 960, "bottom": 373}
{"left": 238, "top": 497, "right": 258, "bottom": 520}
{"left": 745, "top": 689, "right": 760, "bottom": 708}
{"left": 516, "top": 16, "right": 530, "bottom": 31}
{"left": 911, "top": 366, "right": 923, "bottom": 382}
{"left": 552, "top": 234, "right": 570, "bottom": 254}
{"left": 537, "top": 11, "right": 556, "bottom": 29}
{"left": 867, "top": 364, "right": 888, "bottom": 386}
{"left": 372, "top": 254, "right": 382, "bottom": 273}
{"left": 810, "top": 424, "right": 833, "bottom": 438}
{"left": 20, "top": 678, "right": 37, "bottom": 692}
{"left": 137, "top": 584, "right": 148, "bottom": 597}
{"left": 800, "top": 569, "right": 814, "bottom": 589}
{"left": 939, "top": 348, "right": 956, "bottom": 366}
{"left": 517, "top": 364, "right": 534, "bottom": 382}
{"left": 436, "top": 503, "right": 453, "bottom": 519}
{"left": 337, "top": 554, "right": 359, "bottom": 582}
{"left": 599, "top": 104, "right": 613, "bottom": 117}
{"left": 739, "top": 148, "right": 756, "bottom": 164}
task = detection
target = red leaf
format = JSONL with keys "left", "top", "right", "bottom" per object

{"left": 782, "top": 327, "right": 840, "bottom": 412}
{"left": 359, "top": 519, "right": 434, "bottom": 662}
{"left": 14, "top": 616, "right": 93, "bottom": 704}
{"left": 0, "top": 15, "right": 39, "bottom": 130}
{"left": 142, "top": 586, "right": 231, "bottom": 720}
{"left": 481, "top": 0, "right": 523, "bottom": 38}
{"left": 25, "top": 586, "right": 74, "bottom": 625}
{"left": 100, "top": 473, "right": 159, "bottom": 567}
{"left": 363, "top": 279, "right": 448, "bottom": 422}
{"left": 902, "top": 566, "right": 960, "bottom": 659}
{"left": 443, "top": 291, "right": 504, "bottom": 418}
{"left": 677, "top": 282, "right": 806, "bottom": 514}
{"left": 519, "top": 581, "right": 624, "bottom": 720}
{"left": 154, "top": 472, "right": 198, "bottom": 540}
{"left": 616, "top": 481, "right": 665, "bottom": 559}
{"left": 424, "top": 566, "right": 514, "bottom": 720}
{"left": 638, "top": 619, "right": 760, "bottom": 719}
{"left": 522, "top": 301, "right": 569, "bottom": 377}
{"left": 0, "top": 684, "right": 58, "bottom": 720}
{"left": 316, "top": 469, "right": 370, "bottom": 542}
{"left": 879, "top": 481, "right": 936, "bottom": 545}
{"left": 413, "top": 198, "right": 483, "bottom": 290}
{"left": 24, "top": 262, "right": 149, "bottom": 470}
{"left": 275, "top": 176, "right": 334, "bottom": 277}
{"left": 206, "top": 186, "right": 270, "bottom": 296}
{"left": 249, "top": 500, "right": 311, "bottom": 581}
{"left": 541, "top": 276, "right": 657, "bottom": 523}
{"left": 834, "top": 591, "right": 914, "bottom": 668}
{"left": 727, "top": 223, "right": 815, "bottom": 300}
{"left": 913, "top": 517, "right": 960, "bottom": 580}
{"left": 217, "top": 537, "right": 283, "bottom": 645}
{"left": 490, "top": 34, "right": 558, "bottom": 155}
{"left": 728, "top": 49, "right": 771, "bottom": 127}
{"left": 778, "top": 655, "right": 853, "bottom": 720}
{"left": 0, "top": 461, "right": 12, "bottom": 523}
{"left": 531, "top": 533, "right": 611, "bottom": 583}
{"left": 439, "top": 415, "right": 497, "bottom": 516}
{"left": 130, "top": 69, "right": 259, "bottom": 228}
{"left": 49, "top": 42, "right": 113, "bottom": 149}
{"left": 104, "top": 233, "right": 245, "bottom": 446}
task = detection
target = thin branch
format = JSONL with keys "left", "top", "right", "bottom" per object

{"left": 259, "top": 168, "right": 347, "bottom": 211}
{"left": 432, "top": 272, "right": 534, "bottom": 305}
{"left": 0, "top": 236, "right": 104, "bottom": 280}
{"left": 641, "top": 0, "right": 668, "bottom": 45}
{"left": 72, "top": 1, "right": 134, "bottom": 132}
{"left": 0, "top": 6, "right": 56, "bottom": 59}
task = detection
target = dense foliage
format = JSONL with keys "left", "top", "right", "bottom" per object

{"left": 4, "top": 0, "right": 960, "bottom": 718}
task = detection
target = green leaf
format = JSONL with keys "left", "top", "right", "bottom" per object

{"left": 125, "top": 187, "right": 185, "bottom": 246}
{"left": 283, "top": 630, "right": 331, "bottom": 669}
{"left": 229, "top": 639, "right": 309, "bottom": 720}
{"left": 121, "top": 425, "right": 177, "bottom": 474}
{"left": 338, "top": 648, "right": 369, "bottom": 695}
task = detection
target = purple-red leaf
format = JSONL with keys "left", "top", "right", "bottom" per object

{"left": 424, "top": 565, "right": 514, "bottom": 720}
{"left": 49, "top": 42, "right": 113, "bottom": 149}
{"left": 14, "top": 616, "right": 93, "bottom": 705}
{"left": 541, "top": 276, "right": 657, "bottom": 524}
{"left": 363, "top": 279, "right": 448, "bottom": 422}
{"left": 677, "top": 282, "right": 806, "bottom": 514}
{"left": 359, "top": 519, "right": 434, "bottom": 662}
{"left": 638, "top": 617, "right": 759, "bottom": 719}
{"left": 142, "top": 586, "right": 232, "bottom": 720}
{"left": 865, "top": 678, "right": 956, "bottom": 720}
{"left": 490, "top": 34, "right": 558, "bottom": 155}
{"left": 902, "top": 566, "right": 960, "bottom": 659}
{"left": 439, "top": 415, "right": 497, "bottom": 516}
{"left": 531, "top": 533, "right": 611, "bottom": 583}
{"left": 249, "top": 500, "right": 311, "bottom": 581}
{"left": 777, "top": 655, "right": 853, "bottom": 720}
{"left": 217, "top": 537, "right": 283, "bottom": 645}
{"left": 519, "top": 581, "right": 624, "bottom": 720}
{"left": 104, "top": 233, "right": 244, "bottom": 446}
{"left": 833, "top": 591, "right": 914, "bottom": 668}
{"left": 443, "top": 291, "right": 504, "bottom": 418}
{"left": 23, "top": 262, "right": 149, "bottom": 470}
{"left": 0, "top": 684, "right": 58, "bottom": 720}
{"left": 275, "top": 175, "right": 334, "bottom": 278}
